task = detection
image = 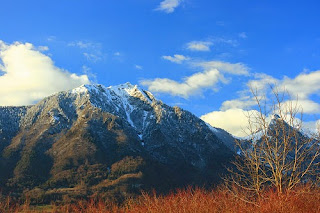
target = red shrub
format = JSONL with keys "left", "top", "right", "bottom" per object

{"left": 2, "top": 185, "right": 320, "bottom": 212}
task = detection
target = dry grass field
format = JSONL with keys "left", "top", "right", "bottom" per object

{"left": 1, "top": 185, "right": 320, "bottom": 213}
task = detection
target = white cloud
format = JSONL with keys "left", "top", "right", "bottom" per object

{"left": 282, "top": 99, "right": 320, "bottom": 114}
{"left": 156, "top": 0, "right": 182, "bottom": 13}
{"left": 247, "top": 73, "right": 279, "bottom": 91}
{"left": 186, "top": 41, "right": 212, "bottom": 51}
{"left": 221, "top": 96, "right": 257, "bottom": 111}
{"left": 202, "top": 107, "right": 320, "bottom": 137}
{"left": 281, "top": 70, "right": 320, "bottom": 99}
{"left": 141, "top": 60, "right": 249, "bottom": 98}
{"left": 220, "top": 71, "right": 320, "bottom": 112}
{"left": 162, "top": 54, "right": 189, "bottom": 64}
{"left": 199, "top": 69, "right": 320, "bottom": 136}
{"left": 246, "top": 71, "right": 320, "bottom": 102}
{"left": 201, "top": 108, "right": 259, "bottom": 137}
{"left": 242, "top": 71, "right": 320, "bottom": 113}
{"left": 196, "top": 61, "right": 249, "bottom": 75}
{"left": 186, "top": 37, "right": 238, "bottom": 52}
{"left": 205, "top": 70, "right": 320, "bottom": 136}
{"left": 0, "top": 40, "right": 90, "bottom": 106}
{"left": 217, "top": 73, "right": 279, "bottom": 111}
{"left": 219, "top": 73, "right": 282, "bottom": 112}
{"left": 141, "top": 69, "right": 223, "bottom": 98}
{"left": 201, "top": 69, "right": 320, "bottom": 137}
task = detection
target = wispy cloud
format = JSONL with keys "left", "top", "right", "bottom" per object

{"left": 211, "top": 37, "right": 238, "bottom": 46}
{"left": 68, "top": 40, "right": 105, "bottom": 63}
{"left": 156, "top": 0, "right": 182, "bottom": 13}
{"left": 162, "top": 54, "right": 189, "bottom": 64}
{"left": 220, "top": 96, "right": 257, "bottom": 111}
{"left": 47, "top": 36, "right": 56, "bottom": 42}
{"left": 196, "top": 61, "right": 249, "bottom": 76}
{"left": 82, "top": 65, "right": 97, "bottom": 83}
{"left": 186, "top": 41, "right": 212, "bottom": 51}
{"left": 83, "top": 52, "right": 102, "bottom": 63}
{"left": 239, "top": 32, "right": 247, "bottom": 39}
{"left": 37, "top": 46, "right": 49, "bottom": 51}
{"left": 68, "top": 41, "right": 101, "bottom": 49}
{"left": 140, "top": 60, "right": 249, "bottom": 98}
{"left": 135, "top": 65, "right": 143, "bottom": 70}
{"left": 0, "top": 40, "right": 90, "bottom": 106}
{"left": 186, "top": 37, "right": 238, "bottom": 52}
{"left": 141, "top": 69, "right": 223, "bottom": 98}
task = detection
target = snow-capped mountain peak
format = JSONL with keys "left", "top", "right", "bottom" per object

{"left": 71, "top": 83, "right": 155, "bottom": 105}
{"left": 0, "top": 83, "right": 233, "bottom": 201}
{"left": 68, "top": 83, "right": 163, "bottom": 135}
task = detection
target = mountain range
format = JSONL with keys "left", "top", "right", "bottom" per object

{"left": 0, "top": 83, "right": 234, "bottom": 203}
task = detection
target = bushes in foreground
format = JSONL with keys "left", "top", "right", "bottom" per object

{"left": 1, "top": 185, "right": 320, "bottom": 212}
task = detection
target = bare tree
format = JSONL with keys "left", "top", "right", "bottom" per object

{"left": 226, "top": 87, "right": 320, "bottom": 197}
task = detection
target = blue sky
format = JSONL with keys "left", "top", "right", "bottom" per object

{"left": 1, "top": 0, "right": 320, "bottom": 136}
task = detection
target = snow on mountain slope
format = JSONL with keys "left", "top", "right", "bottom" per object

{"left": 0, "top": 82, "right": 236, "bottom": 203}
{"left": 204, "top": 122, "right": 238, "bottom": 151}
{"left": 69, "top": 83, "right": 160, "bottom": 139}
{"left": 0, "top": 83, "right": 233, "bottom": 167}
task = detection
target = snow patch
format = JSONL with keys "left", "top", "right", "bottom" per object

{"left": 204, "top": 122, "right": 219, "bottom": 133}
{"left": 70, "top": 83, "right": 159, "bottom": 131}
{"left": 71, "top": 85, "right": 89, "bottom": 94}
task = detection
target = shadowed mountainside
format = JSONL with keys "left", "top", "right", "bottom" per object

{"left": 0, "top": 83, "right": 234, "bottom": 203}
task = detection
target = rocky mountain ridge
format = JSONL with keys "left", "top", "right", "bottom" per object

{"left": 0, "top": 83, "right": 234, "bottom": 203}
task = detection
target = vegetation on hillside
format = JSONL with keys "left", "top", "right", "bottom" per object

{"left": 1, "top": 186, "right": 320, "bottom": 212}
